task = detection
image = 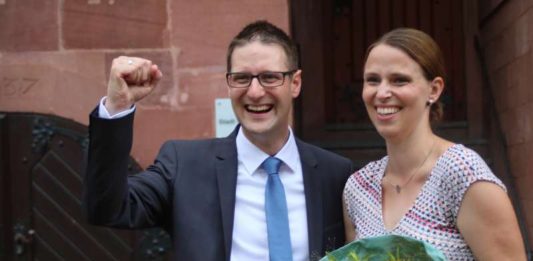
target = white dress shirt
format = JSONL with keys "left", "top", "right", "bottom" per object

{"left": 97, "top": 98, "right": 309, "bottom": 260}
{"left": 230, "top": 127, "right": 308, "bottom": 261}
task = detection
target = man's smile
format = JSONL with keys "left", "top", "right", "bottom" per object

{"left": 245, "top": 104, "right": 274, "bottom": 113}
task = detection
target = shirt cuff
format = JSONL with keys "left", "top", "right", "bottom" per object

{"left": 98, "top": 96, "right": 135, "bottom": 119}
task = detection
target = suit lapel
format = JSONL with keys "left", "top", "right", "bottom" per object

{"left": 297, "top": 140, "right": 324, "bottom": 259}
{"left": 215, "top": 128, "right": 239, "bottom": 261}
{"left": 214, "top": 129, "right": 326, "bottom": 259}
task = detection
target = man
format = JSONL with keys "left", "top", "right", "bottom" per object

{"left": 84, "top": 21, "right": 353, "bottom": 261}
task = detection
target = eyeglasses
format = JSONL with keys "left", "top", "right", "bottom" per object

{"left": 226, "top": 70, "right": 297, "bottom": 88}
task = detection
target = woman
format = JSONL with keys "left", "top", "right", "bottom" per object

{"left": 343, "top": 28, "right": 526, "bottom": 260}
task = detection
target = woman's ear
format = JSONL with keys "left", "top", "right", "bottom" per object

{"left": 429, "top": 76, "right": 444, "bottom": 102}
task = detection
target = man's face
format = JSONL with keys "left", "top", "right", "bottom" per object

{"left": 228, "top": 41, "right": 301, "bottom": 142}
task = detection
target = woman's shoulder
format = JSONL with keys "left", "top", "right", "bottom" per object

{"left": 435, "top": 144, "right": 507, "bottom": 219}
{"left": 435, "top": 143, "right": 489, "bottom": 171}
{"left": 346, "top": 156, "right": 388, "bottom": 187}
{"left": 435, "top": 143, "right": 505, "bottom": 191}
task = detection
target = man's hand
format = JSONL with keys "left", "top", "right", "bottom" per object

{"left": 105, "top": 56, "right": 163, "bottom": 115}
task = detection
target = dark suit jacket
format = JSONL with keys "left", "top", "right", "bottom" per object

{"left": 83, "top": 108, "right": 354, "bottom": 261}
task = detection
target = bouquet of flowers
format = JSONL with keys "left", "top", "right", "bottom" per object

{"left": 320, "top": 235, "right": 447, "bottom": 261}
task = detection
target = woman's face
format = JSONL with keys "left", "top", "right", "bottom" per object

{"left": 362, "top": 44, "right": 436, "bottom": 141}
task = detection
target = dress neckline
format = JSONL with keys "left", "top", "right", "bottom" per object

{"left": 377, "top": 143, "right": 459, "bottom": 232}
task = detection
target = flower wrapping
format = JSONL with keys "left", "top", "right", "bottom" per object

{"left": 320, "top": 235, "right": 447, "bottom": 261}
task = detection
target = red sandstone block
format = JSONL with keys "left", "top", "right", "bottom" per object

{"left": 520, "top": 217, "right": 532, "bottom": 242}
{"left": 503, "top": 27, "right": 518, "bottom": 59}
{"left": 498, "top": 110, "right": 511, "bottom": 140}
{"left": 133, "top": 109, "right": 215, "bottom": 167}
{"left": 520, "top": 201, "right": 533, "bottom": 237}
{"left": 479, "top": 0, "right": 505, "bottom": 22}
{"left": 527, "top": 52, "right": 533, "bottom": 100}
{"left": 500, "top": 86, "right": 515, "bottom": 116}
{"left": 0, "top": 0, "right": 59, "bottom": 51}
{"left": 513, "top": 177, "right": 533, "bottom": 235}
{"left": 484, "top": 35, "right": 506, "bottom": 73}
{"left": 104, "top": 50, "right": 174, "bottom": 109}
{"left": 505, "top": 59, "right": 520, "bottom": 88}
{"left": 170, "top": 0, "right": 289, "bottom": 68}
{"left": 490, "top": 67, "right": 510, "bottom": 111}
{"left": 503, "top": 104, "right": 531, "bottom": 146}
{"left": 176, "top": 68, "right": 228, "bottom": 111}
{"left": 515, "top": 103, "right": 532, "bottom": 143}
{"left": 516, "top": 185, "right": 533, "bottom": 203}
{"left": 529, "top": 8, "right": 533, "bottom": 45}
{"left": 507, "top": 143, "right": 530, "bottom": 180}
{"left": 0, "top": 51, "right": 107, "bottom": 125}
{"left": 487, "top": 19, "right": 527, "bottom": 73}
{"left": 512, "top": 14, "right": 529, "bottom": 58}
{"left": 524, "top": 103, "right": 533, "bottom": 143}
{"left": 511, "top": 55, "right": 531, "bottom": 107}
{"left": 480, "top": 0, "right": 527, "bottom": 42}
{"left": 63, "top": 0, "right": 167, "bottom": 49}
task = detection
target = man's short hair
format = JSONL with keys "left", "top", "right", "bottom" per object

{"left": 226, "top": 20, "right": 299, "bottom": 72}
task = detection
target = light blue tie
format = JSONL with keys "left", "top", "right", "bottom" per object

{"left": 263, "top": 157, "right": 293, "bottom": 261}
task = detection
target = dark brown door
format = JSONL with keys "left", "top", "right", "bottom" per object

{"left": 291, "top": 0, "right": 466, "bottom": 165}
{"left": 0, "top": 113, "right": 170, "bottom": 260}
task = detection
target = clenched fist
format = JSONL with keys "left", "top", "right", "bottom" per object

{"left": 105, "top": 56, "right": 163, "bottom": 115}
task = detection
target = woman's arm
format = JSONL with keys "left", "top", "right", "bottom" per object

{"left": 457, "top": 181, "right": 526, "bottom": 260}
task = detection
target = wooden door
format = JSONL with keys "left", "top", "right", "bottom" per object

{"left": 291, "top": 0, "right": 466, "bottom": 160}
{"left": 0, "top": 113, "right": 171, "bottom": 260}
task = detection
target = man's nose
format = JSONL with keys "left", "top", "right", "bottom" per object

{"left": 246, "top": 78, "right": 266, "bottom": 98}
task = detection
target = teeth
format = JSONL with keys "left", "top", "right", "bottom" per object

{"left": 377, "top": 107, "right": 399, "bottom": 115}
{"left": 247, "top": 105, "right": 270, "bottom": 112}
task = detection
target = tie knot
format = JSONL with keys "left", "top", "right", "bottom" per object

{"left": 262, "top": 157, "right": 282, "bottom": 175}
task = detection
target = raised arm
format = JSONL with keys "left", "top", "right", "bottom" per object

{"left": 83, "top": 56, "right": 168, "bottom": 228}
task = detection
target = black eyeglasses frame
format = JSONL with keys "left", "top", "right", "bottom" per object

{"left": 226, "top": 70, "right": 298, "bottom": 88}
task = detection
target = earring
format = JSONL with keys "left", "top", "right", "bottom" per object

{"left": 426, "top": 99, "right": 433, "bottom": 106}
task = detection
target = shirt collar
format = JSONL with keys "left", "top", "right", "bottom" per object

{"left": 236, "top": 126, "right": 300, "bottom": 175}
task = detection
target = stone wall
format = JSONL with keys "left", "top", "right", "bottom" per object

{"left": 0, "top": 0, "right": 289, "bottom": 167}
{"left": 478, "top": 0, "right": 533, "bottom": 245}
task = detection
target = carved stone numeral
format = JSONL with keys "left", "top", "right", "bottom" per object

{"left": 1, "top": 77, "right": 38, "bottom": 96}
{"left": 21, "top": 78, "right": 38, "bottom": 94}
{"left": 2, "top": 78, "right": 17, "bottom": 96}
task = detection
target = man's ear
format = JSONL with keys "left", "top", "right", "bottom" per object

{"left": 290, "top": 69, "right": 302, "bottom": 98}
{"left": 429, "top": 76, "right": 444, "bottom": 102}
{"left": 226, "top": 72, "right": 232, "bottom": 97}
